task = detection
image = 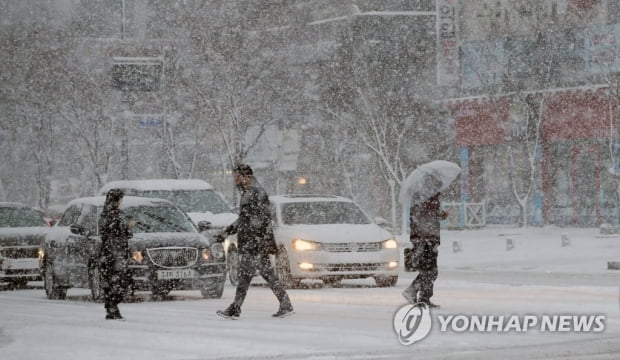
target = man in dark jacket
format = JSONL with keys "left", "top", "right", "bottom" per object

{"left": 402, "top": 192, "right": 447, "bottom": 308}
{"left": 216, "top": 164, "right": 293, "bottom": 319}
{"left": 99, "top": 189, "right": 135, "bottom": 320}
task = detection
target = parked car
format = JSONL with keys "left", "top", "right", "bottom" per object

{"left": 268, "top": 195, "right": 399, "bottom": 288}
{"left": 0, "top": 202, "right": 49, "bottom": 288}
{"left": 40, "top": 196, "right": 226, "bottom": 300}
{"left": 98, "top": 179, "right": 239, "bottom": 284}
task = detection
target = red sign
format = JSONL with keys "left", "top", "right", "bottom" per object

{"left": 450, "top": 98, "right": 508, "bottom": 146}
{"left": 542, "top": 90, "right": 612, "bottom": 142}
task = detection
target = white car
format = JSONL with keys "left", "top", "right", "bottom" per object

{"left": 270, "top": 195, "right": 399, "bottom": 287}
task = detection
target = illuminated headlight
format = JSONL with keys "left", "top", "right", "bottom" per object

{"left": 210, "top": 243, "right": 225, "bottom": 260}
{"left": 299, "top": 262, "right": 314, "bottom": 270}
{"left": 293, "top": 239, "right": 321, "bottom": 251}
{"left": 131, "top": 250, "right": 144, "bottom": 263}
{"left": 388, "top": 261, "right": 398, "bottom": 269}
{"left": 202, "top": 249, "right": 211, "bottom": 260}
{"left": 383, "top": 239, "right": 398, "bottom": 249}
{"left": 38, "top": 248, "right": 45, "bottom": 260}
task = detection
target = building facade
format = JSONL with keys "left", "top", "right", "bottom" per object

{"left": 443, "top": 0, "right": 620, "bottom": 226}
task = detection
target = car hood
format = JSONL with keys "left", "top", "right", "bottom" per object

{"left": 130, "top": 232, "right": 211, "bottom": 249}
{"left": 187, "top": 212, "right": 238, "bottom": 228}
{"left": 0, "top": 227, "right": 48, "bottom": 246}
{"left": 277, "top": 224, "right": 393, "bottom": 243}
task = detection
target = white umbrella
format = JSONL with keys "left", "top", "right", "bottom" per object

{"left": 398, "top": 160, "right": 461, "bottom": 208}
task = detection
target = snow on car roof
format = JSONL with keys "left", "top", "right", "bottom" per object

{"left": 67, "top": 196, "right": 174, "bottom": 209}
{"left": 269, "top": 194, "right": 354, "bottom": 204}
{"left": 0, "top": 202, "right": 32, "bottom": 208}
{"left": 99, "top": 179, "right": 214, "bottom": 194}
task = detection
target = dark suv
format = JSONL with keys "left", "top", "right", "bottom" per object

{"left": 0, "top": 202, "right": 49, "bottom": 287}
{"left": 41, "top": 196, "right": 226, "bottom": 300}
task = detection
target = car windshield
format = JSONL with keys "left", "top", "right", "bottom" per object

{"left": 121, "top": 205, "right": 196, "bottom": 233}
{"left": 281, "top": 201, "right": 371, "bottom": 225}
{"left": 140, "top": 190, "right": 230, "bottom": 214}
{"left": 0, "top": 207, "right": 46, "bottom": 227}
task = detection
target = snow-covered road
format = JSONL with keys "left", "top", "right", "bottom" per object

{"left": 1, "top": 227, "right": 619, "bottom": 359}
{"left": 0, "top": 271, "right": 618, "bottom": 360}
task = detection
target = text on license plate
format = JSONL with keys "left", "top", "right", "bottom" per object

{"left": 157, "top": 269, "right": 196, "bottom": 280}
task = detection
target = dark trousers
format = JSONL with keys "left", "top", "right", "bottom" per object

{"left": 230, "top": 252, "right": 291, "bottom": 312}
{"left": 406, "top": 241, "right": 438, "bottom": 302}
{"left": 102, "top": 258, "right": 130, "bottom": 311}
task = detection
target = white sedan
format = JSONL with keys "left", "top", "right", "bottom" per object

{"left": 270, "top": 195, "right": 399, "bottom": 287}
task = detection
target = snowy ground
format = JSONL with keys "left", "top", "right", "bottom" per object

{"left": 1, "top": 226, "right": 619, "bottom": 360}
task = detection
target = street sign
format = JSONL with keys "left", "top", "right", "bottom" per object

{"left": 134, "top": 114, "right": 165, "bottom": 128}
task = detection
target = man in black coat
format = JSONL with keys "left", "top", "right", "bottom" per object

{"left": 216, "top": 164, "right": 293, "bottom": 319}
{"left": 99, "top": 189, "right": 135, "bottom": 320}
{"left": 402, "top": 192, "right": 447, "bottom": 308}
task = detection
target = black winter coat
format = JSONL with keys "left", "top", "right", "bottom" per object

{"left": 99, "top": 208, "right": 132, "bottom": 274}
{"left": 410, "top": 193, "right": 447, "bottom": 245}
{"left": 225, "top": 179, "right": 276, "bottom": 255}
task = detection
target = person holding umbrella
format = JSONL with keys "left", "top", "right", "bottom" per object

{"left": 401, "top": 184, "right": 447, "bottom": 308}
{"left": 399, "top": 161, "right": 460, "bottom": 308}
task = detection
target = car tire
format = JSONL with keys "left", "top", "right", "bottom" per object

{"left": 151, "top": 284, "right": 171, "bottom": 298}
{"left": 374, "top": 275, "right": 398, "bottom": 287}
{"left": 44, "top": 260, "right": 67, "bottom": 300}
{"left": 200, "top": 280, "right": 224, "bottom": 299}
{"left": 275, "top": 247, "right": 301, "bottom": 289}
{"left": 88, "top": 266, "right": 104, "bottom": 303}
{"left": 227, "top": 248, "right": 239, "bottom": 286}
{"left": 9, "top": 278, "right": 29, "bottom": 289}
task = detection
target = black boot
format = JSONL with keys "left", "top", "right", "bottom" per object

{"left": 217, "top": 305, "right": 240, "bottom": 320}
{"left": 272, "top": 302, "right": 294, "bottom": 318}
{"left": 106, "top": 304, "right": 123, "bottom": 320}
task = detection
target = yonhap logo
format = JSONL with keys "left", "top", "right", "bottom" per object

{"left": 393, "top": 303, "right": 432, "bottom": 345}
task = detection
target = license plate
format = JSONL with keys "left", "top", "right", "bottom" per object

{"left": 157, "top": 269, "right": 196, "bottom": 280}
{"left": 5, "top": 258, "right": 39, "bottom": 270}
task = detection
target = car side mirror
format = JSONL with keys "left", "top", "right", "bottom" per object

{"left": 374, "top": 217, "right": 390, "bottom": 227}
{"left": 196, "top": 221, "right": 212, "bottom": 232}
{"left": 69, "top": 223, "right": 89, "bottom": 236}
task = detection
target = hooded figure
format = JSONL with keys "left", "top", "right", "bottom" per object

{"left": 215, "top": 164, "right": 293, "bottom": 319}
{"left": 402, "top": 192, "right": 447, "bottom": 308}
{"left": 99, "top": 189, "right": 133, "bottom": 320}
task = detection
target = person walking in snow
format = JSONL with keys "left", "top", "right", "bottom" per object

{"left": 215, "top": 164, "right": 294, "bottom": 319}
{"left": 402, "top": 191, "right": 447, "bottom": 308}
{"left": 99, "top": 189, "right": 135, "bottom": 320}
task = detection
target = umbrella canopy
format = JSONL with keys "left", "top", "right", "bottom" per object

{"left": 398, "top": 160, "right": 461, "bottom": 207}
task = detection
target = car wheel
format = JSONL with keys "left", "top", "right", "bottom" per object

{"left": 227, "top": 248, "right": 239, "bottom": 286}
{"left": 374, "top": 275, "right": 398, "bottom": 287}
{"left": 321, "top": 276, "right": 343, "bottom": 287}
{"left": 151, "top": 284, "right": 171, "bottom": 298}
{"left": 44, "top": 260, "right": 67, "bottom": 300}
{"left": 275, "top": 247, "right": 300, "bottom": 289}
{"left": 200, "top": 280, "right": 224, "bottom": 299}
{"left": 88, "top": 266, "right": 104, "bottom": 303}
{"left": 9, "top": 278, "right": 29, "bottom": 289}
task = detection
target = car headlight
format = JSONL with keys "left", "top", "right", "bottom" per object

{"left": 292, "top": 239, "right": 321, "bottom": 251}
{"left": 202, "top": 248, "right": 211, "bottom": 260}
{"left": 210, "top": 243, "right": 225, "bottom": 260}
{"left": 383, "top": 239, "right": 398, "bottom": 249}
{"left": 38, "top": 248, "right": 45, "bottom": 260}
{"left": 131, "top": 250, "right": 144, "bottom": 263}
